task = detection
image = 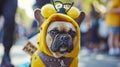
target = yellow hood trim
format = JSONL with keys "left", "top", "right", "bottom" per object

{"left": 38, "top": 13, "right": 80, "bottom": 58}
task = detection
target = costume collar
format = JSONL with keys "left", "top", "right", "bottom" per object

{"left": 38, "top": 51, "right": 73, "bottom": 67}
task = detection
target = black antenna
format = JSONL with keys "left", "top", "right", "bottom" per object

{"left": 51, "top": 0, "right": 57, "bottom": 11}
{"left": 66, "top": 2, "right": 74, "bottom": 12}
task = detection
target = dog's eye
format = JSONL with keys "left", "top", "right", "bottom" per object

{"left": 49, "top": 30, "right": 59, "bottom": 37}
{"left": 68, "top": 29, "right": 76, "bottom": 37}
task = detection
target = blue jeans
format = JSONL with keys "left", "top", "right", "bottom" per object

{"left": 108, "top": 27, "right": 120, "bottom": 34}
{"left": 90, "top": 20, "right": 99, "bottom": 43}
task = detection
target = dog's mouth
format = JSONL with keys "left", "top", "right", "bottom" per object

{"left": 52, "top": 46, "right": 73, "bottom": 54}
{"left": 50, "top": 41, "right": 73, "bottom": 54}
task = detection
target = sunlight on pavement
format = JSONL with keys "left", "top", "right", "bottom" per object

{"left": 79, "top": 62, "right": 86, "bottom": 67}
{"left": 11, "top": 45, "right": 31, "bottom": 66}
{"left": 95, "top": 54, "right": 104, "bottom": 60}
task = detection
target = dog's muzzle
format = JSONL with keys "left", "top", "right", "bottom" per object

{"left": 50, "top": 33, "right": 73, "bottom": 54}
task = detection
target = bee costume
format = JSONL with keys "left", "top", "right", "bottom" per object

{"left": 31, "top": 0, "right": 85, "bottom": 67}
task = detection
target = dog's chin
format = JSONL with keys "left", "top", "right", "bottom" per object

{"left": 52, "top": 52, "right": 68, "bottom": 58}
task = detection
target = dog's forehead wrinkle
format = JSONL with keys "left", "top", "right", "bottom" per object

{"left": 47, "top": 21, "right": 76, "bottom": 32}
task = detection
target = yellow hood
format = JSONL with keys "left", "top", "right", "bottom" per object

{"left": 38, "top": 13, "right": 80, "bottom": 58}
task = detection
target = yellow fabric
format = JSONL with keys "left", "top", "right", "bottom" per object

{"left": 105, "top": 0, "right": 120, "bottom": 27}
{"left": 31, "top": 13, "right": 80, "bottom": 67}
{"left": 31, "top": 51, "right": 45, "bottom": 67}
{"left": 67, "top": 7, "right": 80, "bottom": 19}
{"left": 41, "top": 4, "right": 56, "bottom": 18}
{"left": 41, "top": 4, "right": 80, "bottom": 19}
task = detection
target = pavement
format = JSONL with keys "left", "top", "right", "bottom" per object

{"left": 79, "top": 48, "right": 120, "bottom": 67}
{"left": 0, "top": 36, "right": 120, "bottom": 67}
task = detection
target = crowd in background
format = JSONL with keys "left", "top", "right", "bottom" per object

{"left": 80, "top": 0, "right": 120, "bottom": 56}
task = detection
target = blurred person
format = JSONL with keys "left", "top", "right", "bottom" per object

{"left": 0, "top": 16, "right": 4, "bottom": 42}
{"left": 105, "top": 0, "right": 120, "bottom": 56}
{"left": 27, "top": 20, "right": 39, "bottom": 39}
{"left": 17, "top": 24, "right": 26, "bottom": 38}
{"left": 98, "top": 17, "right": 108, "bottom": 52}
{"left": 80, "top": 21, "right": 89, "bottom": 48}
{"left": 0, "top": 0, "right": 17, "bottom": 67}
{"left": 88, "top": 3, "right": 101, "bottom": 51}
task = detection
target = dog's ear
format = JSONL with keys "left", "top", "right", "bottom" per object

{"left": 75, "top": 12, "right": 85, "bottom": 26}
{"left": 34, "top": 8, "right": 45, "bottom": 27}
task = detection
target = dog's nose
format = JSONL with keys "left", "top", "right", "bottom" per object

{"left": 59, "top": 35, "right": 70, "bottom": 41}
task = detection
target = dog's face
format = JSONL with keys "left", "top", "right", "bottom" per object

{"left": 46, "top": 21, "right": 77, "bottom": 58}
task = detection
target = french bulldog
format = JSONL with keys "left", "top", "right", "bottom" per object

{"left": 31, "top": 4, "right": 85, "bottom": 67}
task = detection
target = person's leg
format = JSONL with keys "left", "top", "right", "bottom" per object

{"left": 89, "top": 20, "right": 99, "bottom": 51}
{"left": 108, "top": 32, "right": 114, "bottom": 48}
{"left": 108, "top": 27, "right": 120, "bottom": 55}
{"left": 114, "top": 32, "right": 120, "bottom": 55}
{"left": 108, "top": 32, "right": 115, "bottom": 55}
{"left": 119, "top": 35, "right": 120, "bottom": 48}
{"left": 1, "top": 0, "right": 17, "bottom": 67}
